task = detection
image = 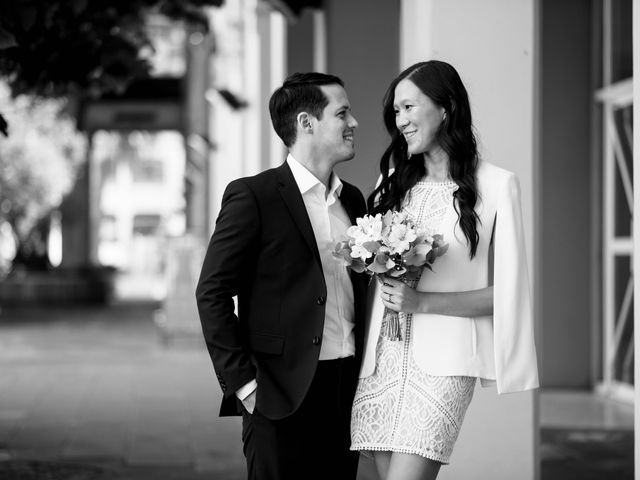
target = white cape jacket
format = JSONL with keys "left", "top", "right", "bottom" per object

{"left": 359, "top": 161, "right": 539, "bottom": 394}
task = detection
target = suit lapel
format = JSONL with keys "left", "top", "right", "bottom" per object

{"left": 339, "top": 185, "right": 358, "bottom": 225}
{"left": 276, "top": 162, "right": 322, "bottom": 264}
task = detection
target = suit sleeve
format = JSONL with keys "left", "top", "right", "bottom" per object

{"left": 492, "top": 173, "right": 540, "bottom": 394}
{"left": 196, "top": 179, "right": 259, "bottom": 399}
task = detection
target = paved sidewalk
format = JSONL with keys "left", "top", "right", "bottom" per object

{"left": 2, "top": 300, "right": 632, "bottom": 480}
{"left": 0, "top": 301, "right": 378, "bottom": 480}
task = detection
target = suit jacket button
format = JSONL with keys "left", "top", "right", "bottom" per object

{"left": 312, "top": 336, "right": 321, "bottom": 345}
{"left": 317, "top": 296, "right": 326, "bottom": 305}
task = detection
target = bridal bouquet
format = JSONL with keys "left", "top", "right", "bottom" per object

{"left": 333, "top": 210, "right": 448, "bottom": 340}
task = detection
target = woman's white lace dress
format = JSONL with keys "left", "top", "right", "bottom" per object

{"left": 350, "top": 180, "right": 476, "bottom": 464}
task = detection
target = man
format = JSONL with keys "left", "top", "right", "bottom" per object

{"left": 196, "top": 72, "right": 367, "bottom": 480}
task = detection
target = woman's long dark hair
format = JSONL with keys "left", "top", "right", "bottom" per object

{"left": 368, "top": 60, "right": 480, "bottom": 258}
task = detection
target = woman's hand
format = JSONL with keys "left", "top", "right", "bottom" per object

{"left": 380, "top": 276, "right": 423, "bottom": 313}
{"left": 380, "top": 279, "right": 495, "bottom": 318}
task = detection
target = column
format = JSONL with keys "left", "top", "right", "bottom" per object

{"left": 60, "top": 133, "right": 94, "bottom": 268}
{"left": 324, "top": 0, "right": 401, "bottom": 195}
{"left": 399, "top": 1, "right": 540, "bottom": 479}
{"left": 184, "top": 24, "right": 211, "bottom": 244}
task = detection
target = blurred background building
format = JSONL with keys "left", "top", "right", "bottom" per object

{"left": 0, "top": 0, "right": 636, "bottom": 478}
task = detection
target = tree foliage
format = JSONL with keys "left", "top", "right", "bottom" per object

{"left": 0, "top": 1, "right": 224, "bottom": 271}
{"left": 0, "top": 83, "right": 86, "bottom": 271}
{"left": 0, "top": 0, "right": 223, "bottom": 133}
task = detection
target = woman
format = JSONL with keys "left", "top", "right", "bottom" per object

{"left": 350, "top": 60, "right": 539, "bottom": 480}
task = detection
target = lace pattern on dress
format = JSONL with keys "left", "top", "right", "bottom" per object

{"left": 402, "top": 180, "right": 459, "bottom": 235}
{"left": 350, "top": 179, "right": 476, "bottom": 464}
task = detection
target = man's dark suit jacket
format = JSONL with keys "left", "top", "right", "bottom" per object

{"left": 196, "top": 162, "right": 368, "bottom": 420}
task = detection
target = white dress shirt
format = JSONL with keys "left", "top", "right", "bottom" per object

{"left": 236, "top": 155, "right": 356, "bottom": 403}
{"left": 286, "top": 154, "right": 356, "bottom": 360}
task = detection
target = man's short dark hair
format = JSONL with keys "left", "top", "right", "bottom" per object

{"left": 269, "top": 72, "right": 344, "bottom": 148}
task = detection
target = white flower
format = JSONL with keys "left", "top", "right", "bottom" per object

{"left": 347, "top": 213, "right": 383, "bottom": 245}
{"left": 350, "top": 243, "right": 373, "bottom": 261}
{"left": 386, "top": 223, "right": 418, "bottom": 254}
{"left": 391, "top": 210, "right": 408, "bottom": 225}
{"left": 334, "top": 208, "right": 448, "bottom": 277}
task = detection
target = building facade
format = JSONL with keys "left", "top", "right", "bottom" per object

{"left": 199, "top": 1, "right": 637, "bottom": 478}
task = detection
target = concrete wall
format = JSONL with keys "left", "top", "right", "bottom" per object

{"left": 324, "top": 0, "right": 401, "bottom": 199}
{"left": 207, "top": 0, "right": 287, "bottom": 229}
{"left": 399, "top": 1, "right": 539, "bottom": 478}
{"left": 539, "top": 0, "right": 594, "bottom": 388}
{"left": 287, "top": 9, "right": 315, "bottom": 74}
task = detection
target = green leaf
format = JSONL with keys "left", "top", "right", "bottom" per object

{"left": 404, "top": 252, "right": 426, "bottom": 267}
{"left": 414, "top": 242, "right": 431, "bottom": 255}
{"left": 0, "top": 26, "right": 17, "bottom": 49}
{"left": 368, "top": 253, "right": 390, "bottom": 274}
{"left": 404, "top": 268, "right": 422, "bottom": 280}
{"left": 425, "top": 250, "right": 435, "bottom": 264}
{"left": 432, "top": 243, "right": 449, "bottom": 257}
{"left": 19, "top": 7, "right": 37, "bottom": 31}
{"left": 362, "top": 240, "right": 381, "bottom": 252}
{"left": 332, "top": 247, "right": 352, "bottom": 265}
{"left": 72, "top": 0, "right": 88, "bottom": 15}
{"left": 350, "top": 260, "right": 366, "bottom": 273}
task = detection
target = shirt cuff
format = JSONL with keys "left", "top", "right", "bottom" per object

{"left": 235, "top": 379, "right": 257, "bottom": 401}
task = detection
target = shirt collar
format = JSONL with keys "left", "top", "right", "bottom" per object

{"left": 286, "top": 154, "right": 343, "bottom": 198}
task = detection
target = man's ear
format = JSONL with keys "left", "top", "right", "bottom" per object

{"left": 296, "top": 112, "right": 314, "bottom": 134}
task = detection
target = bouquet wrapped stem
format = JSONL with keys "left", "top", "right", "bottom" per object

{"left": 382, "top": 309, "right": 403, "bottom": 340}
{"left": 379, "top": 275, "right": 420, "bottom": 341}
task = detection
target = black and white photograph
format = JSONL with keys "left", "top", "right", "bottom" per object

{"left": 0, "top": 1, "right": 636, "bottom": 479}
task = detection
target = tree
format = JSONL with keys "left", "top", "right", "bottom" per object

{"left": 0, "top": 83, "right": 86, "bottom": 272}
{"left": 0, "top": 0, "right": 223, "bottom": 134}
{"left": 0, "top": 0, "right": 223, "bottom": 273}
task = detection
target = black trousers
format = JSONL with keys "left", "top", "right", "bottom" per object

{"left": 241, "top": 357, "right": 360, "bottom": 480}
